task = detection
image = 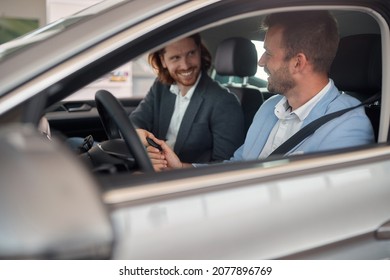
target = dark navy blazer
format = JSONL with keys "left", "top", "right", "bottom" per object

{"left": 130, "top": 72, "right": 245, "bottom": 163}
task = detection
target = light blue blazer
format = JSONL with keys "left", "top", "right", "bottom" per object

{"left": 229, "top": 80, "right": 375, "bottom": 161}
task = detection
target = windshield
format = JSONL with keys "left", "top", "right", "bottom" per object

{"left": 0, "top": 0, "right": 127, "bottom": 60}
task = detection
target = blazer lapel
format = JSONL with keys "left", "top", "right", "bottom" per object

{"left": 173, "top": 75, "right": 207, "bottom": 153}
{"left": 244, "top": 105, "right": 279, "bottom": 159}
{"left": 303, "top": 82, "right": 340, "bottom": 125}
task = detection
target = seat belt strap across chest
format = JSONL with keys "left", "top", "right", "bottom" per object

{"left": 268, "top": 93, "right": 380, "bottom": 157}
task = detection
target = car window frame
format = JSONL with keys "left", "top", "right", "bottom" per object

{"left": 3, "top": 2, "right": 390, "bottom": 173}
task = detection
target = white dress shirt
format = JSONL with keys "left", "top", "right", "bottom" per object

{"left": 165, "top": 73, "right": 202, "bottom": 149}
{"left": 259, "top": 80, "right": 331, "bottom": 158}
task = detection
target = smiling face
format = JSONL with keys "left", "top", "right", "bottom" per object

{"left": 258, "top": 26, "right": 296, "bottom": 94}
{"left": 160, "top": 37, "right": 202, "bottom": 94}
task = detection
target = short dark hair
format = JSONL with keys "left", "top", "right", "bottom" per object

{"left": 148, "top": 33, "right": 212, "bottom": 84}
{"left": 262, "top": 11, "right": 339, "bottom": 73}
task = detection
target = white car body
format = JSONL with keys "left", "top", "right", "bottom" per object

{"left": 0, "top": 0, "right": 389, "bottom": 259}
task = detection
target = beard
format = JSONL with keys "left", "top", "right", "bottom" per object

{"left": 172, "top": 66, "right": 200, "bottom": 87}
{"left": 266, "top": 64, "right": 295, "bottom": 94}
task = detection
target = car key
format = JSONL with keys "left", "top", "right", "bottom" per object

{"left": 146, "top": 137, "right": 162, "bottom": 151}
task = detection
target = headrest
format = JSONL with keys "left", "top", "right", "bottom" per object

{"left": 214, "top": 37, "right": 258, "bottom": 77}
{"left": 330, "top": 34, "right": 381, "bottom": 93}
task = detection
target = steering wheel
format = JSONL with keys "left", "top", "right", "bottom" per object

{"left": 95, "top": 89, "right": 154, "bottom": 173}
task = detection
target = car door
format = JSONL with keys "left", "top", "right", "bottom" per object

{"left": 2, "top": 0, "right": 390, "bottom": 262}
{"left": 46, "top": 56, "right": 155, "bottom": 141}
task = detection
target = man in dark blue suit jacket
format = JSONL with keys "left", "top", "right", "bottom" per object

{"left": 132, "top": 34, "right": 245, "bottom": 163}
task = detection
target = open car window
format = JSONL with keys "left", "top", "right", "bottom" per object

{"left": 47, "top": 7, "right": 384, "bottom": 163}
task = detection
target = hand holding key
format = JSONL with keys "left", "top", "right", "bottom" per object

{"left": 146, "top": 137, "right": 162, "bottom": 151}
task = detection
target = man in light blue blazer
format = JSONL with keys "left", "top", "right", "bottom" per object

{"left": 147, "top": 11, "right": 374, "bottom": 170}
{"left": 230, "top": 79, "right": 374, "bottom": 162}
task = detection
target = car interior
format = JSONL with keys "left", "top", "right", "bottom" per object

{"left": 329, "top": 33, "right": 382, "bottom": 140}
{"left": 43, "top": 8, "right": 383, "bottom": 176}
{"left": 214, "top": 36, "right": 264, "bottom": 133}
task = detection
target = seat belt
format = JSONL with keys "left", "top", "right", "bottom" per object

{"left": 268, "top": 93, "right": 381, "bottom": 157}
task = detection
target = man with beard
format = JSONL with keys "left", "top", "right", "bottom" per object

{"left": 132, "top": 34, "right": 245, "bottom": 163}
{"left": 146, "top": 11, "right": 375, "bottom": 171}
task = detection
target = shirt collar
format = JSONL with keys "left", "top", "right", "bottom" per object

{"left": 274, "top": 79, "right": 332, "bottom": 121}
{"left": 169, "top": 72, "right": 202, "bottom": 100}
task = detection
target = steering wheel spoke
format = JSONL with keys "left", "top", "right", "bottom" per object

{"left": 95, "top": 90, "right": 154, "bottom": 173}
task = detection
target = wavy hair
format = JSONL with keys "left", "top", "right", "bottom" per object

{"left": 148, "top": 33, "right": 212, "bottom": 84}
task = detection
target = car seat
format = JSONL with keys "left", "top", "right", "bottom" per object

{"left": 214, "top": 37, "right": 264, "bottom": 133}
{"left": 329, "top": 34, "right": 382, "bottom": 141}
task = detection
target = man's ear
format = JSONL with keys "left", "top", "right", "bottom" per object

{"left": 292, "top": 53, "right": 308, "bottom": 72}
